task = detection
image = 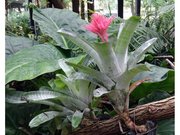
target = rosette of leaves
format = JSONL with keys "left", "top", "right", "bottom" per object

{"left": 58, "top": 16, "right": 157, "bottom": 132}
{"left": 6, "top": 56, "right": 96, "bottom": 135}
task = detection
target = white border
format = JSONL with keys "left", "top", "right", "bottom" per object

{"left": 0, "top": 0, "right": 5, "bottom": 134}
{"left": 1, "top": 1, "right": 177, "bottom": 135}
{"left": 175, "top": 0, "right": 179, "bottom": 135}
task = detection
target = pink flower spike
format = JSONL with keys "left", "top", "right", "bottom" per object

{"left": 85, "top": 13, "right": 114, "bottom": 43}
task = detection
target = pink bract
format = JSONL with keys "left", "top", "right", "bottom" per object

{"left": 85, "top": 13, "right": 114, "bottom": 43}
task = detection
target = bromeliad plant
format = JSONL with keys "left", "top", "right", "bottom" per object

{"left": 58, "top": 13, "right": 157, "bottom": 133}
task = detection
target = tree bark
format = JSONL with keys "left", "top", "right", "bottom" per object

{"left": 80, "top": 0, "right": 85, "bottom": 19}
{"left": 130, "top": 0, "right": 135, "bottom": 16}
{"left": 72, "top": 0, "right": 80, "bottom": 14}
{"left": 87, "top": 0, "right": 94, "bottom": 21}
{"left": 70, "top": 96, "right": 174, "bottom": 135}
{"left": 48, "top": 0, "right": 65, "bottom": 9}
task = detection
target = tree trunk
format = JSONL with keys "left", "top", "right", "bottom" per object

{"left": 72, "top": 0, "right": 80, "bottom": 14}
{"left": 118, "top": 0, "right": 124, "bottom": 18}
{"left": 80, "top": 0, "right": 85, "bottom": 19}
{"left": 130, "top": 0, "right": 135, "bottom": 16}
{"left": 48, "top": 0, "right": 65, "bottom": 9}
{"left": 87, "top": 0, "right": 94, "bottom": 21}
{"left": 5, "top": 0, "right": 8, "bottom": 17}
{"left": 70, "top": 96, "right": 174, "bottom": 135}
{"left": 135, "top": 0, "right": 141, "bottom": 16}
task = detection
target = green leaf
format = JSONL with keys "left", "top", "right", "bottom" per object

{"left": 6, "top": 89, "right": 74, "bottom": 116}
{"left": 66, "top": 55, "right": 86, "bottom": 64}
{"left": 131, "top": 63, "right": 174, "bottom": 101}
{"left": 156, "top": 118, "right": 174, "bottom": 135}
{"left": 5, "top": 36, "right": 38, "bottom": 58}
{"left": 64, "top": 72, "right": 96, "bottom": 104}
{"left": 58, "top": 55, "right": 86, "bottom": 77}
{"left": 48, "top": 78, "right": 66, "bottom": 91}
{"left": 66, "top": 62, "right": 115, "bottom": 90}
{"left": 33, "top": 8, "right": 96, "bottom": 49}
{"left": 133, "top": 63, "right": 173, "bottom": 82}
{"left": 57, "top": 29, "right": 102, "bottom": 69}
{"left": 58, "top": 59, "right": 76, "bottom": 77}
{"left": 115, "top": 16, "right": 140, "bottom": 72}
{"left": 58, "top": 30, "right": 121, "bottom": 80}
{"left": 56, "top": 74, "right": 89, "bottom": 110}
{"left": 66, "top": 72, "right": 102, "bottom": 90}
{"left": 6, "top": 44, "right": 64, "bottom": 84}
{"left": 73, "top": 79, "right": 95, "bottom": 104}
{"left": 138, "top": 91, "right": 171, "bottom": 105}
{"left": 93, "top": 42, "right": 121, "bottom": 80}
{"left": 33, "top": 100, "right": 74, "bottom": 114}
{"left": 128, "top": 38, "right": 157, "bottom": 68}
{"left": 115, "top": 64, "right": 149, "bottom": 90}
{"left": 29, "top": 111, "right": 63, "bottom": 128}
{"left": 59, "top": 95, "right": 88, "bottom": 111}
{"left": 72, "top": 110, "right": 83, "bottom": 128}
{"left": 6, "top": 90, "right": 62, "bottom": 104}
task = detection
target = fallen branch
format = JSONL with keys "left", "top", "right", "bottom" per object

{"left": 70, "top": 96, "right": 174, "bottom": 135}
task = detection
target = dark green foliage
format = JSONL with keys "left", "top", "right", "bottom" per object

{"left": 6, "top": 103, "right": 41, "bottom": 135}
{"left": 138, "top": 91, "right": 171, "bottom": 105}
{"left": 131, "top": 63, "right": 174, "bottom": 101}
{"left": 156, "top": 118, "right": 174, "bottom": 135}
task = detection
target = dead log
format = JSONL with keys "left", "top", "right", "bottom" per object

{"left": 70, "top": 96, "right": 174, "bottom": 135}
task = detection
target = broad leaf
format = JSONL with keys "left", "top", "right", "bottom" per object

{"left": 66, "top": 62, "right": 115, "bottom": 90}
{"left": 115, "top": 16, "right": 140, "bottom": 72}
{"left": 156, "top": 118, "right": 174, "bottom": 135}
{"left": 138, "top": 91, "right": 171, "bottom": 105}
{"left": 131, "top": 70, "right": 174, "bottom": 101}
{"left": 128, "top": 38, "right": 157, "bottom": 68}
{"left": 131, "top": 63, "right": 174, "bottom": 101}
{"left": 133, "top": 63, "right": 173, "bottom": 82}
{"left": 6, "top": 44, "right": 64, "bottom": 84}
{"left": 71, "top": 110, "right": 83, "bottom": 128}
{"left": 33, "top": 8, "right": 96, "bottom": 49}
{"left": 29, "top": 111, "right": 63, "bottom": 128}
{"left": 5, "top": 36, "right": 38, "bottom": 58}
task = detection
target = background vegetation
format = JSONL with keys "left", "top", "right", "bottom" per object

{"left": 5, "top": 0, "right": 174, "bottom": 134}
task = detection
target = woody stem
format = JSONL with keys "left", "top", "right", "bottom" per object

{"left": 119, "top": 111, "right": 147, "bottom": 133}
